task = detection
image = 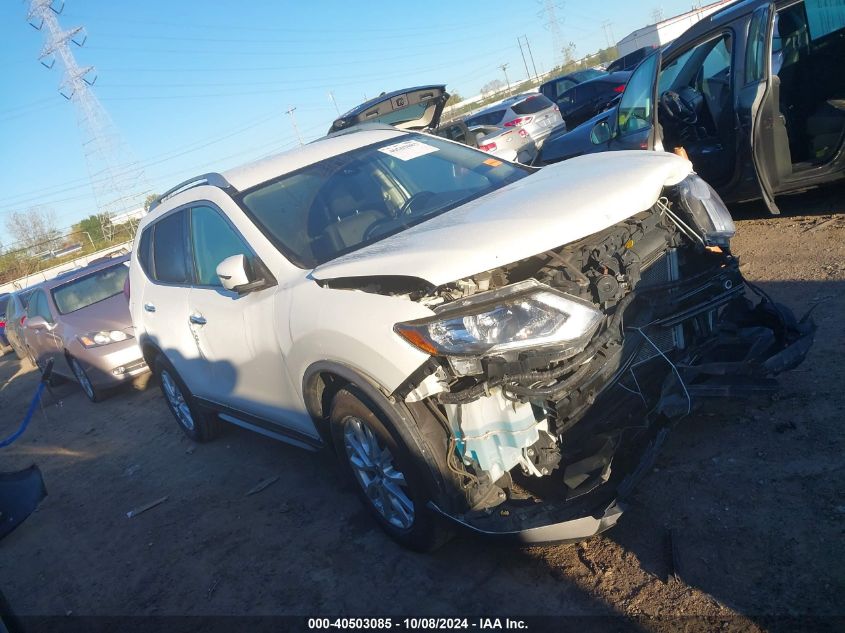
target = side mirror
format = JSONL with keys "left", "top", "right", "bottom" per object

{"left": 26, "top": 316, "right": 49, "bottom": 330}
{"left": 590, "top": 120, "right": 613, "bottom": 145}
{"left": 216, "top": 254, "right": 267, "bottom": 295}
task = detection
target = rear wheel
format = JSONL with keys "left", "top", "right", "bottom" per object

{"left": 155, "top": 354, "right": 221, "bottom": 442}
{"left": 329, "top": 387, "right": 451, "bottom": 551}
{"left": 69, "top": 357, "right": 102, "bottom": 403}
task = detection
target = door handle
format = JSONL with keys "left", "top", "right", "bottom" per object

{"left": 144, "top": 303, "right": 156, "bottom": 313}
{"left": 189, "top": 314, "right": 207, "bottom": 326}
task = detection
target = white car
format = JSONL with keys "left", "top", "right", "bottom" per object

{"left": 129, "top": 126, "right": 813, "bottom": 550}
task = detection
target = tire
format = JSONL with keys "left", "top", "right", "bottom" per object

{"left": 69, "top": 356, "right": 103, "bottom": 403}
{"left": 154, "top": 353, "right": 221, "bottom": 442}
{"left": 329, "top": 387, "right": 451, "bottom": 551}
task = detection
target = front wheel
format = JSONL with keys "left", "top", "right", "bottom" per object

{"left": 155, "top": 354, "right": 221, "bottom": 442}
{"left": 70, "top": 356, "right": 102, "bottom": 403}
{"left": 329, "top": 387, "right": 450, "bottom": 551}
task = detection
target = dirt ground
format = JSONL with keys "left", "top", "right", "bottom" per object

{"left": 1, "top": 186, "right": 843, "bottom": 631}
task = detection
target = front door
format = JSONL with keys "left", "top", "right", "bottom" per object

{"left": 185, "top": 205, "right": 305, "bottom": 435}
{"left": 24, "top": 289, "right": 62, "bottom": 369}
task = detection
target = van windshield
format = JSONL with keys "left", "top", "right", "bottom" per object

{"left": 238, "top": 134, "right": 530, "bottom": 268}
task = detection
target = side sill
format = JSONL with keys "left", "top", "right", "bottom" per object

{"left": 194, "top": 397, "right": 323, "bottom": 452}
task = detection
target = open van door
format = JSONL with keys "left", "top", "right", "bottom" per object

{"left": 605, "top": 51, "right": 662, "bottom": 152}
{"left": 739, "top": 3, "right": 789, "bottom": 214}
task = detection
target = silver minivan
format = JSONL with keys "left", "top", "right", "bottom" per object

{"left": 464, "top": 93, "right": 563, "bottom": 145}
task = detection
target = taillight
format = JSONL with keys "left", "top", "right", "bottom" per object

{"left": 504, "top": 116, "right": 533, "bottom": 127}
{"left": 0, "top": 320, "right": 5, "bottom": 329}
{"left": 613, "top": 84, "right": 625, "bottom": 93}
{"left": 20, "top": 316, "right": 26, "bottom": 326}
{"left": 479, "top": 142, "right": 498, "bottom": 152}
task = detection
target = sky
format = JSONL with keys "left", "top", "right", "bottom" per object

{"left": 0, "top": 0, "right": 700, "bottom": 247}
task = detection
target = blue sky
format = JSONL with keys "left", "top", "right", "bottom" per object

{"left": 0, "top": 0, "right": 697, "bottom": 246}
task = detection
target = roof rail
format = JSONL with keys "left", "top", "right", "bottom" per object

{"left": 148, "top": 173, "right": 236, "bottom": 212}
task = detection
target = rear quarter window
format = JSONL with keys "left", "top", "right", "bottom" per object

{"left": 137, "top": 226, "right": 154, "bottom": 279}
{"left": 511, "top": 95, "right": 555, "bottom": 114}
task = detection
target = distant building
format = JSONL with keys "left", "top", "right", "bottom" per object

{"left": 616, "top": 0, "right": 735, "bottom": 57}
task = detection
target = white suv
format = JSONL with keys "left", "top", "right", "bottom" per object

{"left": 130, "top": 126, "right": 813, "bottom": 550}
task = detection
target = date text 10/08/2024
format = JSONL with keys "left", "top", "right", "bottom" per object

{"left": 308, "top": 618, "right": 528, "bottom": 630}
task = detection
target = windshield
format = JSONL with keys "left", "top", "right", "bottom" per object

{"left": 51, "top": 262, "right": 129, "bottom": 315}
{"left": 239, "top": 134, "right": 530, "bottom": 268}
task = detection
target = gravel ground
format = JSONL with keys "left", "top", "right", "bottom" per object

{"left": 0, "top": 186, "right": 843, "bottom": 631}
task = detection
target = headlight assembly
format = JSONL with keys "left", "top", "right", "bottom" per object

{"left": 395, "top": 280, "right": 603, "bottom": 357}
{"left": 78, "top": 330, "right": 132, "bottom": 348}
{"left": 676, "top": 174, "right": 736, "bottom": 247}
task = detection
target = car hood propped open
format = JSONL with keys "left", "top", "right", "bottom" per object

{"left": 312, "top": 150, "right": 692, "bottom": 287}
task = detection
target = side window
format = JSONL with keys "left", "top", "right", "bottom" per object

{"left": 28, "top": 291, "right": 53, "bottom": 323}
{"left": 617, "top": 52, "right": 660, "bottom": 136}
{"left": 137, "top": 226, "right": 154, "bottom": 279}
{"left": 746, "top": 6, "right": 770, "bottom": 83}
{"left": 555, "top": 79, "right": 577, "bottom": 98}
{"left": 189, "top": 206, "right": 254, "bottom": 287}
{"left": 152, "top": 210, "right": 191, "bottom": 284}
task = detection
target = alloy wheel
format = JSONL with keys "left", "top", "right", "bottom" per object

{"left": 71, "top": 358, "right": 95, "bottom": 400}
{"left": 343, "top": 415, "right": 414, "bottom": 529}
{"left": 160, "top": 370, "right": 194, "bottom": 431}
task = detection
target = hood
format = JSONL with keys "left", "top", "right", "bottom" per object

{"left": 329, "top": 85, "right": 448, "bottom": 134}
{"left": 60, "top": 293, "right": 133, "bottom": 335}
{"left": 313, "top": 150, "right": 691, "bottom": 287}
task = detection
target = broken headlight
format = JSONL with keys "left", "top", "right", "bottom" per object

{"left": 395, "top": 280, "right": 603, "bottom": 357}
{"left": 676, "top": 173, "right": 736, "bottom": 247}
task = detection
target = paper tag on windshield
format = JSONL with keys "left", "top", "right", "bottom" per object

{"left": 378, "top": 139, "right": 438, "bottom": 161}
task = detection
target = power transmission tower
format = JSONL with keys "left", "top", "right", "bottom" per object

{"left": 539, "top": 0, "right": 566, "bottom": 67}
{"left": 601, "top": 20, "right": 616, "bottom": 48}
{"left": 286, "top": 106, "right": 302, "bottom": 146}
{"left": 499, "top": 63, "right": 511, "bottom": 92}
{"left": 651, "top": 7, "right": 665, "bottom": 24}
{"left": 28, "top": 0, "right": 149, "bottom": 239}
{"left": 518, "top": 35, "right": 540, "bottom": 82}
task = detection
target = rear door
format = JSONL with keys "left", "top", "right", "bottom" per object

{"left": 137, "top": 209, "right": 198, "bottom": 383}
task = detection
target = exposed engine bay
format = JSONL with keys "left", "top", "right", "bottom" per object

{"left": 321, "top": 174, "right": 815, "bottom": 540}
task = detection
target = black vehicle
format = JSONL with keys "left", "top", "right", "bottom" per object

{"left": 606, "top": 46, "right": 657, "bottom": 73}
{"left": 554, "top": 71, "right": 631, "bottom": 130}
{"left": 540, "top": 0, "right": 845, "bottom": 213}
{"left": 538, "top": 68, "right": 607, "bottom": 103}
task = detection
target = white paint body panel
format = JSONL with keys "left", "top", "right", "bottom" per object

{"left": 314, "top": 150, "right": 691, "bottom": 286}
{"left": 130, "top": 129, "right": 691, "bottom": 448}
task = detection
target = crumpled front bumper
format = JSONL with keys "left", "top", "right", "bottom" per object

{"left": 430, "top": 295, "right": 815, "bottom": 544}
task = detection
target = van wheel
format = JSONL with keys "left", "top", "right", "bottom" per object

{"left": 329, "top": 387, "right": 450, "bottom": 551}
{"left": 69, "top": 357, "right": 103, "bottom": 403}
{"left": 155, "top": 354, "right": 221, "bottom": 442}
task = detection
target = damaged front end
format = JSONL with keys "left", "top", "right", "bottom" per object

{"left": 390, "top": 173, "right": 815, "bottom": 543}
